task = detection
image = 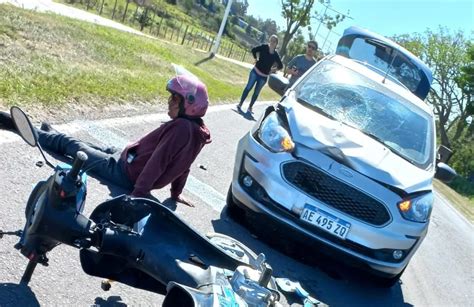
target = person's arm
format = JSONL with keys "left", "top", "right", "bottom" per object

{"left": 170, "top": 168, "right": 190, "bottom": 199}
{"left": 286, "top": 56, "right": 298, "bottom": 75}
{"left": 131, "top": 123, "right": 189, "bottom": 197}
{"left": 251, "top": 44, "right": 264, "bottom": 60}
{"left": 275, "top": 52, "right": 284, "bottom": 70}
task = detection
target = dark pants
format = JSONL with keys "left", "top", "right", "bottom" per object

{"left": 239, "top": 68, "right": 268, "bottom": 109}
{"left": 37, "top": 129, "right": 134, "bottom": 190}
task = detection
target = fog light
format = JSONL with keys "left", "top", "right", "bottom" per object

{"left": 393, "top": 250, "right": 403, "bottom": 260}
{"left": 243, "top": 175, "right": 253, "bottom": 187}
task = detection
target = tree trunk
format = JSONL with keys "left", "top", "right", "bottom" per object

{"left": 438, "top": 119, "right": 451, "bottom": 148}
{"left": 279, "top": 31, "right": 293, "bottom": 61}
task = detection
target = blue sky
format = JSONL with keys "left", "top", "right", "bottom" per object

{"left": 246, "top": 0, "right": 473, "bottom": 53}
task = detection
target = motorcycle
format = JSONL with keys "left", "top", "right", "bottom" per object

{"left": 0, "top": 106, "right": 284, "bottom": 307}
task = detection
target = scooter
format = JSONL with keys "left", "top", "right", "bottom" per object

{"left": 0, "top": 106, "right": 283, "bottom": 307}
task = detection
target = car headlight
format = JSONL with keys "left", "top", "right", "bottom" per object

{"left": 257, "top": 111, "right": 295, "bottom": 153}
{"left": 397, "top": 193, "right": 434, "bottom": 223}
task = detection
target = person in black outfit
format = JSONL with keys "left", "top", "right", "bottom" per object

{"left": 237, "top": 35, "right": 283, "bottom": 113}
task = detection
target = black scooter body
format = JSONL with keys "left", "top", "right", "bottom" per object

{"left": 80, "top": 195, "right": 244, "bottom": 294}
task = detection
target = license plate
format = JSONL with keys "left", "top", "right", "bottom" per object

{"left": 300, "top": 205, "right": 351, "bottom": 239}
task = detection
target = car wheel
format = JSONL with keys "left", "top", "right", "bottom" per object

{"left": 226, "top": 185, "right": 246, "bottom": 223}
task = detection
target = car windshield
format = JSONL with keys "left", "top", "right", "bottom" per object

{"left": 294, "top": 59, "right": 434, "bottom": 169}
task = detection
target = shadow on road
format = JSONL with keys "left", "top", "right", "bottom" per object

{"left": 231, "top": 107, "right": 256, "bottom": 121}
{"left": 0, "top": 283, "right": 40, "bottom": 307}
{"left": 194, "top": 54, "right": 215, "bottom": 66}
{"left": 211, "top": 207, "right": 414, "bottom": 307}
{"left": 94, "top": 295, "right": 127, "bottom": 306}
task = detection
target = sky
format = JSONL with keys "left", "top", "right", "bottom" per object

{"left": 245, "top": 0, "right": 473, "bottom": 53}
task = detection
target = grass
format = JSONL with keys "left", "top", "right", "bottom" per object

{"left": 0, "top": 4, "right": 278, "bottom": 109}
{"left": 434, "top": 179, "right": 474, "bottom": 223}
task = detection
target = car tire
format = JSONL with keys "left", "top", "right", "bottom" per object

{"left": 226, "top": 185, "right": 246, "bottom": 223}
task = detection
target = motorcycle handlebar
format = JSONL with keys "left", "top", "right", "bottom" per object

{"left": 67, "top": 151, "right": 88, "bottom": 181}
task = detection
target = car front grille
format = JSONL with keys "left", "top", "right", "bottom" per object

{"left": 282, "top": 161, "right": 390, "bottom": 226}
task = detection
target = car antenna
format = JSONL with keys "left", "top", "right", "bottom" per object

{"left": 382, "top": 48, "right": 398, "bottom": 84}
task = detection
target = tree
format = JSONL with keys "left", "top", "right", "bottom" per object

{"left": 261, "top": 18, "right": 279, "bottom": 36}
{"left": 394, "top": 28, "right": 471, "bottom": 149}
{"left": 279, "top": 0, "right": 344, "bottom": 59}
{"left": 283, "top": 30, "right": 306, "bottom": 67}
{"left": 182, "top": 0, "right": 194, "bottom": 13}
{"left": 231, "top": 0, "right": 248, "bottom": 16}
{"left": 245, "top": 24, "right": 252, "bottom": 35}
{"left": 134, "top": 7, "right": 152, "bottom": 31}
{"left": 393, "top": 28, "right": 473, "bottom": 181}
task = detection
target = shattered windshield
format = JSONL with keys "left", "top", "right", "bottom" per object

{"left": 295, "top": 60, "right": 434, "bottom": 169}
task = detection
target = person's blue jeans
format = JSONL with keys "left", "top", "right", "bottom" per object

{"left": 239, "top": 68, "right": 268, "bottom": 109}
{"left": 37, "top": 129, "right": 134, "bottom": 190}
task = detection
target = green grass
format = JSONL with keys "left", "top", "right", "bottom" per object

{"left": 434, "top": 179, "right": 474, "bottom": 223}
{"left": 0, "top": 4, "right": 278, "bottom": 109}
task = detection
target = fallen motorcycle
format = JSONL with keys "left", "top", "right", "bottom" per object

{"left": 0, "top": 106, "right": 288, "bottom": 306}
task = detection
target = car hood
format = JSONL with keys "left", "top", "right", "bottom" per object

{"left": 283, "top": 100, "right": 433, "bottom": 193}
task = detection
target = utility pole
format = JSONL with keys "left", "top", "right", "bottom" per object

{"left": 210, "top": 0, "right": 233, "bottom": 57}
{"left": 313, "top": 4, "right": 329, "bottom": 39}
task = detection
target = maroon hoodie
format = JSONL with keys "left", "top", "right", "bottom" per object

{"left": 121, "top": 118, "right": 211, "bottom": 198}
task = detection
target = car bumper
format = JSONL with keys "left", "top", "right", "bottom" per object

{"left": 231, "top": 132, "right": 429, "bottom": 277}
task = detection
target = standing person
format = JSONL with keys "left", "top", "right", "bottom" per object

{"left": 286, "top": 40, "right": 318, "bottom": 87}
{"left": 0, "top": 75, "right": 211, "bottom": 207}
{"left": 237, "top": 35, "right": 283, "bottom": 113}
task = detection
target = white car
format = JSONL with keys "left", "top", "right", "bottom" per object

{"left": 227, "top": 27, "right": 456, "bottom": 287}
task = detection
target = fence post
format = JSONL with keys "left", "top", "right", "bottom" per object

{"left": 122, "top": 0, "right": 130, "bottom": 22}
{"left": 228, "top": 43, "right": 234, "bottom": 58}
{"left": 170, "top": 22, "right": 175, "bottom": 41}
{"left": 111, "top": 0, "right": 119, "bottom": 19}
{"left": 208, "top": 37, "right": 215, "bottom": 52}
{"left": 191, "top": 30, "right": 197, "bottom": 48}
{"left": 181, "top": 25, "right": 189, "bottom": 45}
{"left": 164, "top": 25, "right": 168, "bottom": 40}
{"left": 99, "top": 0, "right": 105, "bottom": 15}
{"left": 199, "top": 33, "right": 205, "bottom": 50}
{"left": 157, "top": 17, "right": 164, "bottom": 37}
{"left": 242, "top": 50, "right": 247, "bottom": 62}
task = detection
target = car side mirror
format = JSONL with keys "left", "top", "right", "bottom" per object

{"left": 437, "top": 145, "right": 453, "bottom": 163}
{"left": 268, "top": 73, "right": 289, "bottom": 96}
{"left": 435, "top": 162, "right": 457, "bottom": 183}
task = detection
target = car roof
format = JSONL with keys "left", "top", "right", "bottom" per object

{"left": 337, "top": 26, "right": 433, "bottom": 100}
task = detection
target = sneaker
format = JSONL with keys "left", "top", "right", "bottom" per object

{"left": 236, "top": 104, "right": 242, "bottom": 112}
{"left": 0, "top": 111, "right": 15, "bottom": 131}
{"left": 247, "top": 108, "right": 253, "bottom": 114}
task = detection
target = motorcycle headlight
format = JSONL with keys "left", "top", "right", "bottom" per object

{"left": 257, "top": 111, "right": 294, "bottom": 153}
{"left": 397, "top": 193, "right": 434, "bottom": 223}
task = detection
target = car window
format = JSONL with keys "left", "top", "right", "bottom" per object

{"left": 295, "top": 60, "right": 434, "bottom": 169}
{"left": 348, "top": 38, "right": 423, "bottom": 93}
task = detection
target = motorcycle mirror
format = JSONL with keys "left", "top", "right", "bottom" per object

{"left": 10, "top": 106, "right": 38, "bottom": 147}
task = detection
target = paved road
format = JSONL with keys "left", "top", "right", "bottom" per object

{"left": 0, "top": 105, "right": 472, "bottom": 306}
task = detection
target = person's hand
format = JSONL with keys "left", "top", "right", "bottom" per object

{"left": 173, "top": 195, "right": 195, "bottom": 207}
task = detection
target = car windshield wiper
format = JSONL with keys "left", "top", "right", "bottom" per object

{"left": 296, "top": 98, "right": 337, "bottom": 120}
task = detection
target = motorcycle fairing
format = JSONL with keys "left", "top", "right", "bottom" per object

{"left": 80, "top": 195, "right": 246, "bottom": 293}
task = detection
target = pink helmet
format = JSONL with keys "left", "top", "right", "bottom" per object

{"left": 166, "top": 75, "right": 209, "bottom": 118}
